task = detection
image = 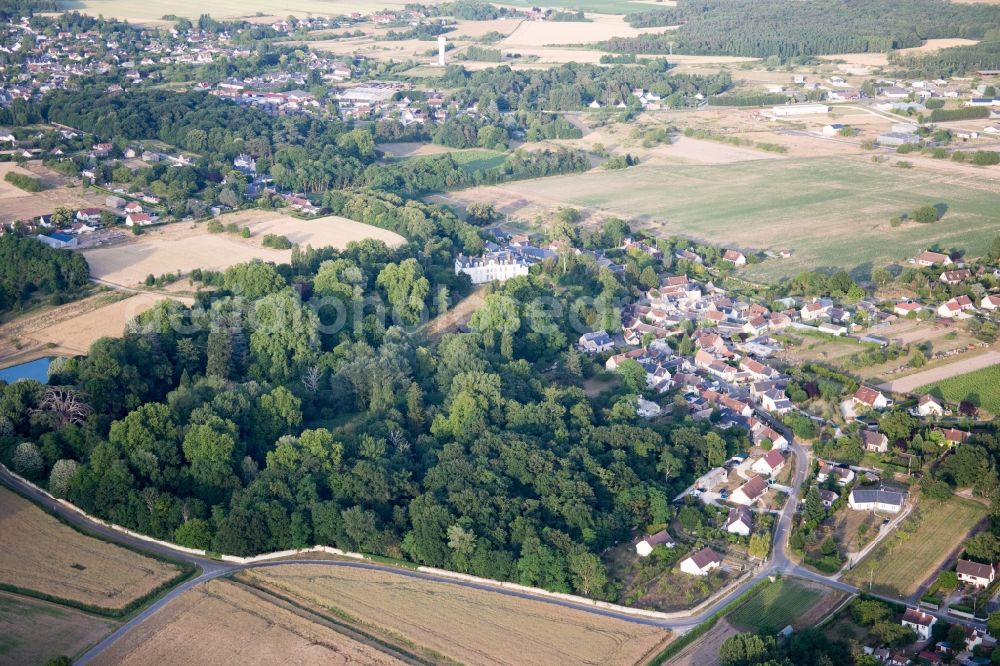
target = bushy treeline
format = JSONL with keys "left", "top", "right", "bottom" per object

{"left": 4, "top": 171, "right": 45, "bottom": 192}
{"left": 0, "top": 235, "right": 90, "bottom": 312}
{"left": 363, "top": 148, "right": 590, "bottom": 196}
{"left": 439, "top": 60, "right": 731, "bottom": 111}
{"left": 706, "top": 92, "right": 788, "bottom": 107}
{"left": 405, "top": 0, "right": 506, "bottom": 20}
{"left": 611, "top": 0, "right": 1000, "bottom": 58}
{"left": 930, "top": 106, "right": 991, "bottom": 122}
{"left": 892, "top": 39, "right": 1000, "bottom": 76}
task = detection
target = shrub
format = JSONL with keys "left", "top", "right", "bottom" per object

{"left": 262, "top": 233, "right": 293, "bottom": 249}
{"left": 48, "top": 459, "right": 80, "bottom": 498}
{"left": 206, "top": 219, "right": 223, "bottom": 233}
{"left": 912, "top": 205, "right": 941, "bottom": 223}
{"left": 4, "top": 171, "right": 45, "bottom": 192}
{"left": 972, "top": 150, "right": 1000, "bottom": 166}
{"left": 11, "top": 442, "right": 44, "bottom": 478}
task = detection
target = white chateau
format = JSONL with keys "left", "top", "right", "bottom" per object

{"left": 455, "top": 250, "right": 531, "bottom": 284}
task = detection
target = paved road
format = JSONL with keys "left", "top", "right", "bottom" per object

{"left": 0, "top": 433, "right": 986, "bottom": 665}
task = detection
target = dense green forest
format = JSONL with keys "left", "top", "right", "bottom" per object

{"left": 0, "top": 235, "right": 90, "bottom": 313}
{"left": 438, "top": 61, "right": 731, "bottom": 110}
{"left": 0, "top": 205, "right": 746, "bottom": 598}
{"left": 613, "top": 0, "right": 1000, "bottom": 58}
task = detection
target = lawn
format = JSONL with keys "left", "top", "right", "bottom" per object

{"left": 919, "top": 364, "right": 1000, "bottom": 415}
{"left": 491, "top": 155, "right": 1000, "bottom": 281}
{"left": 727, "top": 578, "right": 823, "bottom": 632}
{"left": 842, "top": 497, "right": 988, "bottom": 598}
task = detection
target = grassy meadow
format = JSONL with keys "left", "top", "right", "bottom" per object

{"left": 919, "top": 364, "right": 1000, "bottom": 415}
{"left": 842, "top": 497, "right": 988, "bottom": 598}
{"left": 495, "top": 155, "right": 1000, "bottom": 281}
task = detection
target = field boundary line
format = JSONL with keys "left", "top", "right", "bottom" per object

{"left": 229, "top": 575, "right": 435, "bottom": 666}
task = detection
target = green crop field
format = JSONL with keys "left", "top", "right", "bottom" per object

{"left": 448, "top": 149, "right": 508, "bottom": 174}
{"left": 494, "top": 155, "right": 1000, "bottom": 282}
{"left": 842, "top": 497, "right": 988, "bottom": 598}
{"left": 919, "top": 365, "right": 1000, "bottom": 415}
{"left": 727, "top": 578, "right": 823, "bottom": 632}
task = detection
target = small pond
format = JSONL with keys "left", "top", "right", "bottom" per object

{"left": 0, "top": 356, "right": 56, "bottom": 383}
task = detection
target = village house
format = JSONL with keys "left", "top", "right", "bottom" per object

{"left": 818, "top": 462, "right": 856, "bottom": 486}
{"left": 938, "top": 428, "right": 970, "bottom": 446}
{"left": 854, "top": 385, "right": 892, "bottom": 411}
{"left": 937, "top": 295, "right": 975, "bottom": 318}
{"left": 940, "top": 269, "right": 972, "bottom": 285}
{"left": 123, "top": 201, "right": 143, "bottom": 215}
{"left": 894, "top": 301, "right": 923, "bottom": 317}
{"left": 917, "top": 394, "right": 944, "bottom": 417}
{"left": 723, "top": 249, "right": 747, "bottom": 266}
{"left": 861, "top": 430, "right": 889, "bottom": 453}
{"left": 636, "top": 397, "right": 662, "bottom": 419}
{"left": 679, "top": 547, "right": 723, "bottom": 576}
{"left": 578, "top": 331, "right": 614, "bottom": 354}
{"left": 956, "top": 559, "right": 994, "bottom": 588}
{"left": 818, "top": 489, "right": 839, "bottom": 508}
{"left": 848, "top": 488, "right": 904, "bottom": 513}
{"left": 915, "top": 250, "right": 952, "bottom": 267}
{"left": 731, "top": 475, "right": 769, "bottom": 506}
{"left": 751, "top": 450, "right": 786, "bottom": 476}
{"left": 75, "top": 207, "right": 102, "bottom": 223}
{"left": 981, "top": 294, "right": 1000, "bottom": 311}
{"left": 725, "top": 506, "right": 753, "bottom": 536}
{"left": 901, "top": 608, "right": 936, "bottom": 640}
{"left": 801, "top": 300, "right": 832, "bottom": 322}
{"left": 635, "top": 529, "right": 675, "bottom": 557}
{"left": 125, "top": 212, "right": 154, "bottom": 227}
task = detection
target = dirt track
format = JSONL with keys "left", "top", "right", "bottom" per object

{"left": 880, "top": 350, "right": 1000, "bottom": 393}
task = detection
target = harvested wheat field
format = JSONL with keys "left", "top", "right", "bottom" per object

{"left": 91, "top": 579, "right": 408, "bottom": 666}
{"left": 500, "top": 14, "right": 670, "bottom": 48}
{"left": 224, "top": 209, "right": 406, "bottom": 250}
{"left": 0, "top": 487, "right": 181, "bottom": 610}
{"left": 243, "top": 564, "right": 672, "bottom": 666}
{"left": 0, "top": 163, "right": 39, "bottom": 198}
{"left": 83, "top": 211, "right": 403, "bottom": 287}
{"left": 29, "top": 292, "right": 187, "bottom": 355}
{"left": 0, "top": 591, "right": 118, "bottom": 664}
{"left": 897, "top": 38, "right": 979, "bottom": 54}
{"left": 0, "top": 163, "right": 100, "bottom": 226}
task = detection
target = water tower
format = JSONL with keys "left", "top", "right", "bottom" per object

{"left": 437, "top": 35, "right": 447, "bottom": 66}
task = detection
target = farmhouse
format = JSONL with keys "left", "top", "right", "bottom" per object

{"left": 915, "top": 250, "right": 952, "bottom": 267}
{"left": 731, "top": 475, "right": 768, "bottom": 506}
{"left": 818, "top": 489, "right": 838, "bottom": 508}
{"left": 679, "top": 547, "right": 723, "bottom": 576}
{"left": 861, "top": 430, "right": 889, "bottom": 453}
{"left": 635, "top": 530, "right": 675, "bottom": 557}
{"left": 956, "top": 559, "right": 994, "bottom": 588}
{"left": 901, "top": 608, "right": 936, "bottom": 640}
{"left": 751, "top": 450, "right": 786, "bottom": 476}
{"left": 854, "top": 386, "right": 891, "bottom": 411}
{"left": 917, "top": 394, "right": 944, "bottom": 417}
{"left": 725, "top": 506, "right": 753, "bottom": 536}
{"left": 848, "top": 488, "right": 904, "bottom": 513}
